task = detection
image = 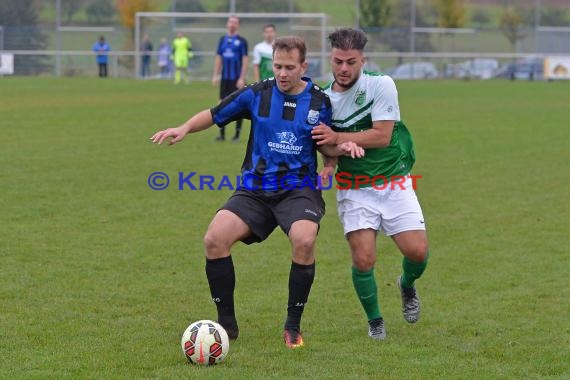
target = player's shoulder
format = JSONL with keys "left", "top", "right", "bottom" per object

{"left": 321, "top": 81, "right": 333, "bottom": 95}
{"left": 309, "top": 81, "right": 326, "bottom": 92}
{"left": 307, "top": 81, "right": 332, "bottom": 108}
{"left": 247, "top": 78, "right": 276, "bottom": 93}
{"left": 253, "top": 41, "right": 263, "bottom": 52}
{"left": 363, "top": 70, "right": 396, "bottom": 86}
{"left": 307, "top": 81, "right": 329, "bottom": 96}
{"left": 321, "top": 80, "right": 333, "bottom": 90}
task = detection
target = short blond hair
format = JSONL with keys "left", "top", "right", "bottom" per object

{"left": 272, "top": 36, "right": 306, "bottom": 63}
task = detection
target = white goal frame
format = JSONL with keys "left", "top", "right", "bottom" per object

{"left": 134, "top": 12, "right": 328, "bottom": 80}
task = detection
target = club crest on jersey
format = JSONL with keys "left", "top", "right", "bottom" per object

{"left": 355, "top": 89, "right": 366, "bottom": 106}
{"left": 276, "top": 132, "right": 297, "bottom": 145}
{"left": 307, "top": 109, "right": 320, "bottom": 125}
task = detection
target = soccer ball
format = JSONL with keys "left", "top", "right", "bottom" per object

{"left": 181, "top": 320, "right": 229, "bottom": 365}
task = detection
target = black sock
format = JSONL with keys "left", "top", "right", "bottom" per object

{"left": 219, "top": 126, "right": 225, "bottom": 139}
{"left": 234, "top": 119, "right": 242, "bottom": 138}
{"left": 284, "top": 261, "right": 315, "bottom": 331}
{"left": 205, "top": 256, "right": 235, "bottom": 322}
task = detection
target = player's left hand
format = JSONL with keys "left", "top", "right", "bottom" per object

{"left": 311, "top": 123, "right": 338, "bottom": 145}
{"left": 338, "top": 141, "right": 365, "bottom": 159}
{"left": 150, "top": 127, "right": 186, "bottom": 145}
{"left": 318, "top": 165, "right": 335, "bottom": 187}
{"left": 236, "top": 78, "right": 245, "bottom": 89}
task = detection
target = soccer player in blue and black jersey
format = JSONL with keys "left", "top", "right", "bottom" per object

{"left": 212, "top": 15, "right": 248, "bottom": 142}
{"left": 152, "top": 36, "right": 364, "bottom": 349}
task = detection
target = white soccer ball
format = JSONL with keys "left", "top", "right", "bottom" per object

{"left": 181, "top": 320, "right": 230, "bottom": 365}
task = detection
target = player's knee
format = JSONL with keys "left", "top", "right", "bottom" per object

{"left": 405, "top": 241, "right": 429, "bottom": 262}
{"left": 203, "top": 231, "right": 228, "bottom": 257}
{"left": 291, "top": 234, "right": 316, "bottom": 255}
{"left": 294, "top": 236, "right": 316, "bottom": 253}
{"left": 352, "top": 253, "right": 376, "bottom": 272}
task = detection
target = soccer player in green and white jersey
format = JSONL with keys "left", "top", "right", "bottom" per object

{"left": 312, "top": 28, "right": 429, "bottom": 340}
{"left": 252, "top": 24, "right": 276, "bottom": 82}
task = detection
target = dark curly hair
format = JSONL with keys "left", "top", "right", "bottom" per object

{"left": 328, "top": 28, "right": 368, "bottom": 51}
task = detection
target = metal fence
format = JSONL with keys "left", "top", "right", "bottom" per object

{"left": 2, "top": 49, "right": 565, "bottom": 82}
{"left": 1, "top": 24, "right": 570, "bottom": 79}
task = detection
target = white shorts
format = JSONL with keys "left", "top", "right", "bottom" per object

{"left": 336, "top": 175, "right": 425, "bottom": 236}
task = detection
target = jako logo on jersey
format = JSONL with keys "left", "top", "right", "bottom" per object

{"left": 307, "top": 109, "right": 320, "bottom": 125}
{"left": 276, "top": 132, "right": 297, "bottom": 145}
{"left": 284, "top": 101, "right": 296, "bottom": 108}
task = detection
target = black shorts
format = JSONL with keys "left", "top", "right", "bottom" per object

{"left": 220, "top": 79, "right": 239, "bottom": 100}
{"left": 221, "top": 187, "right": 326, "bottom": 245}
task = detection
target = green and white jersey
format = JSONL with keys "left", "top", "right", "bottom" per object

{"left": 252, "top": 41, "right": 274, "bottom": 80}
{"left": 324, "top": 71, "right": 415, "bottom": 187}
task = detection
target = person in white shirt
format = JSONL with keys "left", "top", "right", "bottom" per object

{"left": 252, "top": 24, "right": 276, "bottom": 82}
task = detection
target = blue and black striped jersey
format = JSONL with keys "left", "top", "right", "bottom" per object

{"left": 216, "top": 35, "right": 248, "bottom": 81}
{"left": 211, "top": 78, "right": 333, "bottom": 191}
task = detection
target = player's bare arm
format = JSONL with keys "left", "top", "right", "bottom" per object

{"left": 314, "top": 125, "right": 365, "bottom": 179}
{"left": 317, "top": 141, "right": 365, "bottom": 159}
{"left": 150, "top": 109, "right": 214, "bottom": 145}
{"left": 311, "top": 121, "right": 394, "bottom": 149}
{"left": 237, "top": 55, "right": 249, "bottom": 88}
{"left": 316, "top": 142, "right": 365, "bottom": 185}
{"left": 212, "top": 56, "right": 222, "bottom": 86}
{"left": 253, "top": 64, "right": 260, "bottom": 82}
{"left": 318, "top": 154, "right": 337, "bottom": 184}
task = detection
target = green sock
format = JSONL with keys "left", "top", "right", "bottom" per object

{"left": 401, "top": 254, "right": 429, "bottom": 289}
{"left": 352, "top": 267, "right": 381, "bottom": 320}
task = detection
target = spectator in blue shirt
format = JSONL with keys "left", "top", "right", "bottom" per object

{"left": 92, "top": 36, "right": 110, "bottom": 78}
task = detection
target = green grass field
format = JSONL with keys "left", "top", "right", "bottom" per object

{"left": 1, "top": 78, "right": 569, "bottom": 379}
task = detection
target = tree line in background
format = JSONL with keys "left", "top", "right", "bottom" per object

{"left": 0, "top": 0, "right": 47, "bottom": 74}
{"left": 11, "top": 0, "right": 565, "bottom": 28}
{"left": 358, "top": 0, "right": 570, "bottom": 52}
{"left": 28, "top": 0, "right": 298, "bottom": 25}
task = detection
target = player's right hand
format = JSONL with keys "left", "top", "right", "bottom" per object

{"left": 338, "top": 141, "right": 365, "bottom": 159}
{"left": 150, "top": 127, "right": 186, "bottom": 145}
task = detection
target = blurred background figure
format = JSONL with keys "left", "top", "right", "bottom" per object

{"left": 171, "top": 32, "right": 193, "bottom": 84}
{"left": 253, "top": 24, "right": 276, "bottom": 82}
{"left": 92, "top": 35, "right": 110, "bottom": 78}
{"left": 157, "top": 38, "right": 171, "bottom": 79}
{"left": 211, "top": 15, "right": 248, "bottom": 142}
{"left": 140, "top": 34, "right": 153, "bottom": 78}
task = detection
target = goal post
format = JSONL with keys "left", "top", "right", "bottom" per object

{"left": 134, "top": 12, "right": 327, "bottom": 80}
